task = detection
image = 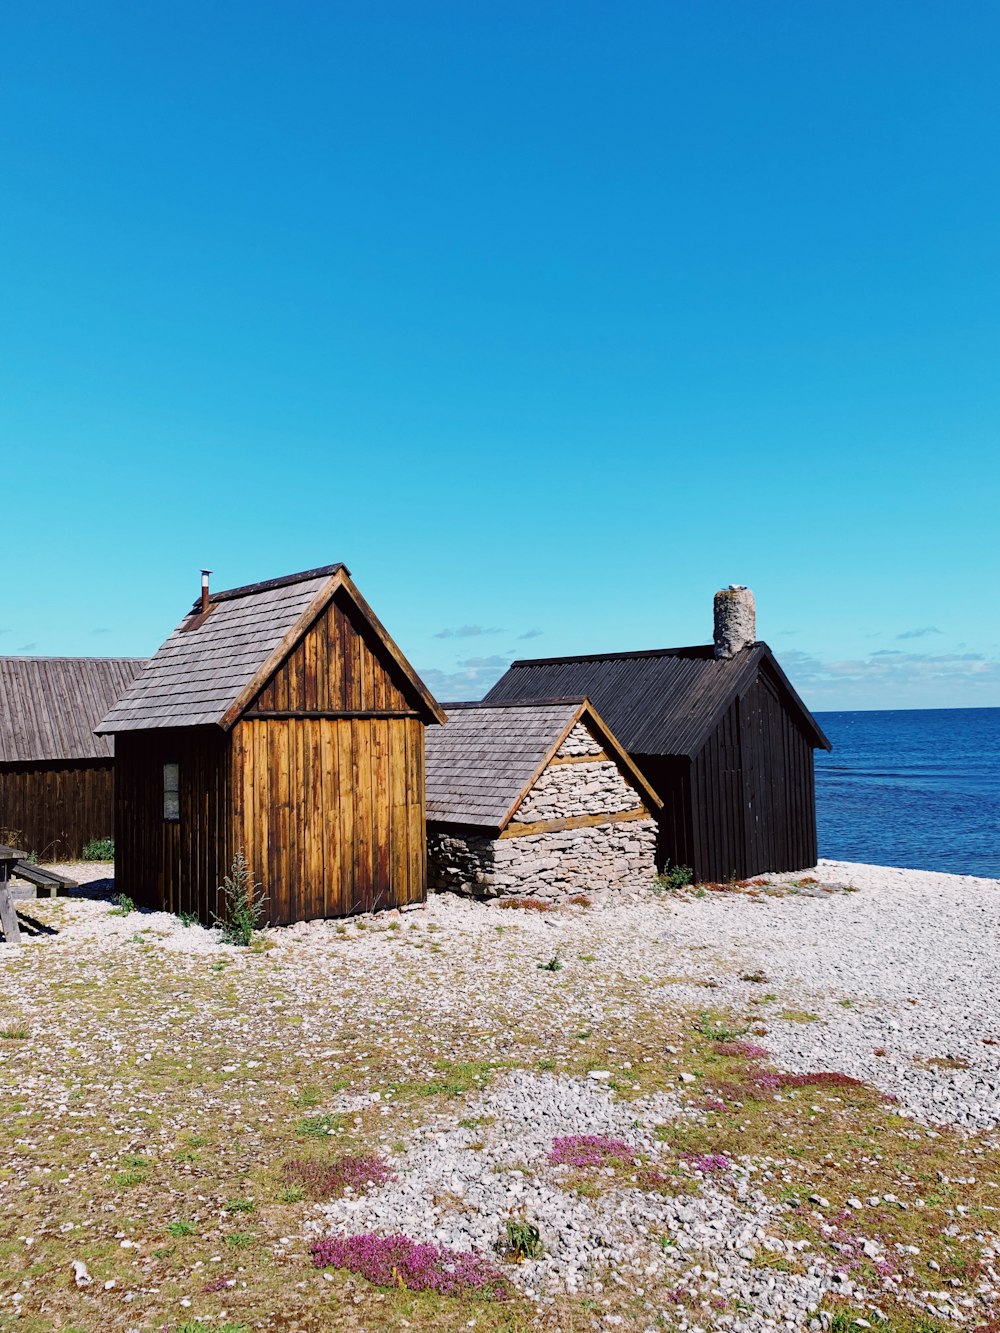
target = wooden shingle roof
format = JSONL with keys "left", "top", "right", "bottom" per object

{"left": 483, "top": 643, "right": 830, "bottom": 757}
{"left": 0, "top": 657, "right": 147, "bottom": 763}
{"left": 97, "top": 564, "right": 445, "bottom": 733}
{"left": 425, "top": 698, "right": 661, "bottom": 832}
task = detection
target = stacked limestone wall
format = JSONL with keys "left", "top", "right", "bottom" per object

{"left": 427, "top": 720, "right": 658, "bottom": 900}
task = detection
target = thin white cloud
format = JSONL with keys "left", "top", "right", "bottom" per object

{"left": 418, "top": 654, "right": 511, "bottom": 702}
{"left": 897, "top": 626, "right": 944, "bottom": 640}
{"left": 780, "top": 648, "right": 1000, "bottom": 709}
{"left": 518, "top": 628, "right": 544, "bottom": 640}
{"left": 433, "top": 625, "right": 504, "bottom": 640}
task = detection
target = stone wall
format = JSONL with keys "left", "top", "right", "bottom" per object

{"left": 427, "top": 818, "right": 658, "bottom": 900}
{"left": 427, "top": 720, "right": 658, "bottom": 900}
{"left": 556, "top": 722, "right": 604, "bottom": 758}
{"left": 516, "top": 759, "right": 641, "bottom": 823}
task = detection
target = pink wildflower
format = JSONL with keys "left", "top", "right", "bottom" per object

{"left": 311, "top": 1232, "right": 511, "bottom": 1299}
{"left": 682, "top": 1152, "right": 730, "bottom": 1174}
{"left": 548, "top": 1134, "right": 635, "bottom": 1168}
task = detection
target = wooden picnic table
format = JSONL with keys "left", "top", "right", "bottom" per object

{"left": 0, "top": 844, "right": 26, "bottom": 945}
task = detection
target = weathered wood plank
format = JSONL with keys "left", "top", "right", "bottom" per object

{"left": 500, "top": 807, "right": 652, "bottom": 839}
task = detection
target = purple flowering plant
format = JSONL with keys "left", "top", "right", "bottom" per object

{"left": 548, "top": 1134, "right": 636, "bottom": 1168}
{"left": 311, "top": 1232, "right": 512, "bottom": 1300}
{"left": 284, "top": 1153, "right": 394, "bottom": 1200}
{"left": 682, "top": 1152, "right": 730, "bottom": 1174}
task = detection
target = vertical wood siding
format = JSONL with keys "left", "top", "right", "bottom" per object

{"left": 114, "top": 729, "right": 232, "bottom": 920}
{"left": 232, "top": 716, "right": 426, "bottom": 925}
{"left": 113, "top": 582, "right": 432, "bottom": 925}
{"left": 738, "top": 672, "right": 817, "bottom": 875}
{"left": 635, "top": 666, "right": 819, "bottom": 882}
{"left": 246, "top": 589, "right": 418, "bottom": 715}
{"left": 0, "top": 762, "right": 114, "bottom": 860}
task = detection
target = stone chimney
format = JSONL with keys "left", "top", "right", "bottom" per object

{"left": 713, "top": 585, "right": 756, "bottom": 659}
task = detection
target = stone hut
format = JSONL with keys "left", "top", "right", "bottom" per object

{"left": 425, "top": 699, "right": 662, "bottom": 900}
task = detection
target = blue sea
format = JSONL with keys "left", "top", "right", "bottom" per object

{"left": 814, "top": 707, "right": 1000, "bottom": 879}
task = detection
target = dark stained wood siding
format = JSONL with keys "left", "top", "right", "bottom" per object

{"left": 633, "top": 754, "right": 694, "bottom": 875}
{"left": 0, "top": 761, "right": 115, "bottom": 860}
{"left": 689, "top": 695, "right": 746, "bottom": 881}
{"left": 738, "top": 671, "right": 817, "bottom": 876}
{"left": 635, "top": 666, "right": 818, "bottom": 881}
{"left": 114, "top": 729, "right": 233, "bottom": 921}
{"left": 232, "top": 716, "right": 426, "bottom": 925}
{"left": 245, "top": 590, "right": 419, "bottom": 716}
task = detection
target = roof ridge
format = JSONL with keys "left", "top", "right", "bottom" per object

{"left": 0, "top": 655, "right": 149, "bottom": 663}
{"left": 507, "top": 643, "right": 752, "bottom": 668}
{"left": 195, "top": 563, "right": 347, "bottom": 608}
{"left": 442, "top": 696, "right": 585, "bottom": 710}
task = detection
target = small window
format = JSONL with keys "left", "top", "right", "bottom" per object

{"left": 163, "top": 763, "right": 180, "bottom": 821}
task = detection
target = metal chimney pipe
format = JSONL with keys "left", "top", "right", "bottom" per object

{"left": 201, "top": 569, "right": 212, "bottom": 615}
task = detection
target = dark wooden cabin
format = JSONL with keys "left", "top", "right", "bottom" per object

{"left": 96, "top": 564, "right": 445, "bottom": 926}
{"left": 483, "top": 591, "right": 831, "bottom": 882}
{"left": 0, "top": 656, "right": 146, "bottom": 859}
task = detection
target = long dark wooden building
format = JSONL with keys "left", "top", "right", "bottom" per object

{"left": 483, "top": 588, "right": 831, "bottom": 882}
{"left": 96, "top": 564, "right": 445, "bottom": 926}
{"left": 0, "top": 656, "right": 147, "bottom": 859}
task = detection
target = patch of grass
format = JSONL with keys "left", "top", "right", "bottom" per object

{"left": 224, "top": 1197, "right": 255, "bottom": 1213}
{"left": 225, "top": 1231, "right": 255, "bottom": 1249}
{"left": 916, "top": 1055, "right": 970, "bottom": 1071}
{"left": 295, "top": 1113, "right": 346, "bottom": 1139}
{"left": 503, "top": 1218, "right": 543, "bottom": 1261}
{"left": 780, "top": 1008, "right": 821, "bottom": 1023}
{"left": 82, "top": 837, "right": 114, "bottom": 861}
{"left": 537, "top": 953, "right": 563, "bottom": 972}
{"left": 109, "top": 893, "right": 135, "bottom": 916}
{"left": 0, "top": 1023, "right": 29, "bottom": 1040}
{"left": 695, "top": 1010, "right": 751, "bottom": 1042}
{"left": 497, "top": 896, "right": 555, "bottom": 912}
{"left": 176, "top": 910, "right": 198, "bottom": 928}
{"left": 394, "top": 1059, "right": 502, "bottom": 1100}
{"left": 166, "top": 1220, "right": 196, "bottom": 1237}
{"left": 114, "top": 1167, "right": 148, "bottom": 1187}
{"left": 291, "top": 1083, "right": 323, "bottom": 1108}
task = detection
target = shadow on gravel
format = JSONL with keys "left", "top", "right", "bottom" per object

{"left": 64, "top": 878, "right": 116, "bottom": 901}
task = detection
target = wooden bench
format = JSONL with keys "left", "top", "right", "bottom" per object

{"left": 9, "top": 861, "right": 79, "bottom": 897}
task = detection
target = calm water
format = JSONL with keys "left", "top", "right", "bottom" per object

{"left": 814, "top": 707, "right": 1000, "bottom": 879}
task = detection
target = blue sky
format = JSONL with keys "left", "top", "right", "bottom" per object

{"left": 2, "top": 1, "right": 998, "bottom": 711}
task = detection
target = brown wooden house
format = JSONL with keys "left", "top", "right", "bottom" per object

{"left": 0, "top": 656, "right": 146, "bottom": 859}
{"left": 96, "top": 564, "right": 445, "bottom": 926}
{"left": 483, "top": 588, "right": 831, "bottom": 883}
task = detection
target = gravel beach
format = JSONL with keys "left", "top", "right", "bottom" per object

{"left": 1, "top": 857, "right": 997, "bottom": 1332}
